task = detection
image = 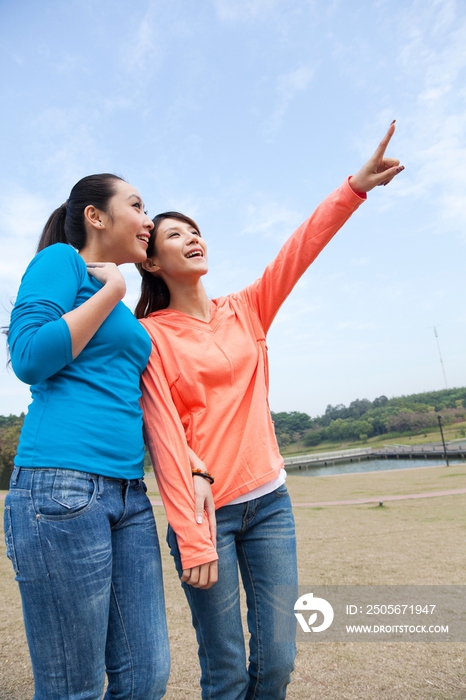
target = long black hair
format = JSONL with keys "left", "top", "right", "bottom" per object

{"left": 4, "top": 173, "right": 125, "bottom": 349}
{"left": 135, "top": 211, "right": 201, "bottom": 318}
{"left": 36, "top": 173, "right": 125, "bottom": 252}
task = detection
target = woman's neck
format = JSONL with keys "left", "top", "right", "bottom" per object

{"left": 167, "top": 280, "right": 211, "bottom": 321}
{"left": 79, "top": 242, "right": 113, "bottom": 264}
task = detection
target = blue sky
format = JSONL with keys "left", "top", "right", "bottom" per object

{"left": 1, "top": 0, "right": 465, "bottom": 418}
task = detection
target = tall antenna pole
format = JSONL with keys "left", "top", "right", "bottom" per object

{"left": 437, "top": 415, "right": 449, "bottom": 466}
{"left": 433, "top": 326, "right": 448, "bottom": 389}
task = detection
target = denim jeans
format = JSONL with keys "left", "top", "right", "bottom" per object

{"left": 4, "top": 467, "right": 170, "bottom": 700}
{"left": 168, "top": 483, "right": 298, "bottom": 700}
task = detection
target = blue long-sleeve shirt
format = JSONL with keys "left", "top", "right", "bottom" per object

{"left": 9, "top": 243, "right": 151, "bottom": 478}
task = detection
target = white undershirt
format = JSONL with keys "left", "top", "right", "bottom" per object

{"left": 225, "top": 468, "right": 287, "bottom": 506}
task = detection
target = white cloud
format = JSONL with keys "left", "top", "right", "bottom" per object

{"left": 0, "top": 369, "right": 31, "bottom": 417}
{"left": 345, "top": 1, "right": 466, "bottom": 240}
{"left": 350, "top": 257, "right": 370, "bottom": 267}
{"left": 336, "top": 321, "right": 378, "bottom": 331}
{"left": 392, "top": 0, "right": 466, "bottom": 232}
{"left": 0, "top": 189, "right": 51, "bottom": 416}
{"left": 27, "top": 108, "right": 104, "bottom": 186}
{"left": 119, "top": 263, "right": 145, "bottom": 312}
{"left": 125, "top": 11, "right": 161, "bottom": 72}
{"left": 0, "top": 41, "right": 23, "bottom": 65}
{"left": 212, "top": 0, "right": 281, "bottom": 22}
{"left": 240, "top": 194, "right": 302, "bottom": 241}
{"left": 0, "top": 188, "right": 51, "bottom": 296}
{"left": 271, "top": 297, "right": 319, "bottom": 326}
{"left": 265, "top": 64, "right": 316, "bottom": 136}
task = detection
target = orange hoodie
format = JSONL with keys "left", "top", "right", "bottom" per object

{"left": 140, "top": 179, "right": 365, "bottom": 569}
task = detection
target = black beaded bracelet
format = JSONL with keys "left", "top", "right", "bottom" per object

{"left": 192, "top": 468, "right": 215, "bottom": 485}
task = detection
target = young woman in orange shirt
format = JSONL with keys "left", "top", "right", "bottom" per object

{"left": 136, "top": 123, "right": 403, "bottom": 700}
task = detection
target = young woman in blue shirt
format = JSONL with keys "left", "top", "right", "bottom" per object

{"left": 4, "top": 174, "right": 170, "bottom": 700}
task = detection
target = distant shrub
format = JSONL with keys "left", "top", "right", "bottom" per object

{"left": 303, "top": 431, "right": 322, "bottom": 446}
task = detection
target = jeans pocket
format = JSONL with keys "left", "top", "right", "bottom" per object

{"left": 3, "top": 505, "right": 19, "bottom": 574}
{"left": 275, "top": 483, "right": 289, "bottom": 498}
{"left": 35, "top": 471, "right": 97, "bottom": 521}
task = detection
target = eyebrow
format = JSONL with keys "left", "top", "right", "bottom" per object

{"left": 164, "top": 226, "right": 200, "bottom": 234}
{"left": 128, "top": 194, "right": 146, "bottom": 209}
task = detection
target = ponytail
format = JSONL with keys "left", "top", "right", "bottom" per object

{"left": 36, "top": 203, "right": 68, "bottom": 252}
{"left": 36, "top": 173, "right": 124, "bottom": 253}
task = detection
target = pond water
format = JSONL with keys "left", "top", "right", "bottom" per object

{"left": 287, "top": 457, "right": 466, "bottom": 478}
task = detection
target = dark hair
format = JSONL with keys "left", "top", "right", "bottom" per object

{"left": 135, "top": 211, "right": 201, "bottom": 319}
{"left": 36, "top": 173, "right": 125, "bottom": 252}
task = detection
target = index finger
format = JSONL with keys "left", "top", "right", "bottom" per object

{"left": 181, "top": 567, "right": 196, "bottom": 584}
{"left": 208, "top": 509, "right": 217, "bottom": 545}
{"left": 205, "top": 499, "right": 217, "bottom": 544}
{"left": 197, "top": 561, "right": 218, "bottom": 589}
{"left": 207, "top": 560, "right": 218, "bottom": 587}
{"left": 373, "top": 120, "right": 396, "bottom": 161}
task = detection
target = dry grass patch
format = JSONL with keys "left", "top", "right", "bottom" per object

{"left": 285, "top": 462, "right": 466, "bottom": 503}
{"left": 1, "top": 464, "right": 466, "bottom": 699}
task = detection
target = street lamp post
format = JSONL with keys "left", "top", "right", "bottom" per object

{"left": 437, "top": 414, "right": 449, "bottom": 466}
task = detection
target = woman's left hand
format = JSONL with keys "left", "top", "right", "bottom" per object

{"left": 349, "top": 120, "right": 404, "bottom": 194}
{"left": 182, "top": 559, "right": 218, "bottom": 589}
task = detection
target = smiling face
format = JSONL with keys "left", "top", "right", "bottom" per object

{"left": 144, "top": 216, "right": 208, "bottom": 281}
{"left": 85, "top": 180, "right": 154, "bottom": 265}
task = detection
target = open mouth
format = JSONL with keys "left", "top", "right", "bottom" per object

{"left": 136, "top": 235, "right": 150, "bottom": 245}
{"left": 185, "top": 249, "right": 203, "bottom": 258}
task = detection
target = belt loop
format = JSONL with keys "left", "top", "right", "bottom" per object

{"left": 10, "top": 466, "right": 20, "bottom": 486}
{"left": 97, "top": 475, "right": 104, "bottom": 498}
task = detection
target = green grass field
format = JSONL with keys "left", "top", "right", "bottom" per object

{"left": 1, "top": 463, "right": 466, "bottom": 699}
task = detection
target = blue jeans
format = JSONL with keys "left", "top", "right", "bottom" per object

{"left": 168, "top": 483, "right": 298, "bottom": 700}
{"left": 4, "top": 467, "right": 170, "bottom": 700}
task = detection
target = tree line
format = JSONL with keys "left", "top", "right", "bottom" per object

{"left": 0, "top": 414, "right": 24, "bottom": 489}
{"left": 0, "top": 413, "right": 153, "bottom": 489}
{"left": 271, "top": 387, "right": 466, "bottom": 448}
{"left": 1, "top": 387, "right": 466, "bottom": 488}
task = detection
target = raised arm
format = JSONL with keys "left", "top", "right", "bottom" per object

{"left": 238, "top": 122, "right": 403, "bottom": 334}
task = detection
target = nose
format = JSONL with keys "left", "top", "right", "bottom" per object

{"left": 143, "top": 214, "right": 154, "bottom": 231}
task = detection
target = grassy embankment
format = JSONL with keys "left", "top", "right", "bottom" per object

{"left": 279, "top": 419, "right": 466, "bottom": 457}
